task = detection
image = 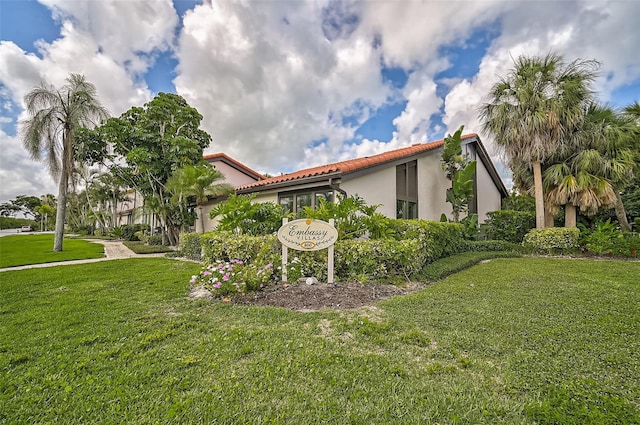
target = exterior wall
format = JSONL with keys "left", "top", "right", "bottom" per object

{"left": 475, "top": 151, "right": 502, "bottom": 222}
{"left": 342, "top": 167, "right": 396, "bottom": 218}
{"left": 210, "top": 161, "right": 260, "bottom": 186}
{"left": 252, "top": 192, "right": 278, "bottom": 204}
{"left": 417, "top": 153, "right": 451, "bottom": 221}
{"left": 197, "top": 203, "right": 217, "bottom": 233}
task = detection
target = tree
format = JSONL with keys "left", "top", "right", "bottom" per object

{"left": 34, "top": 204, "right": 54, "bottom": 231}
{"left": 166, "top": 163, "right": 233, "bottom": 233}
{"left": 440, "top": 125, "right": 477, "bottom": 222}
{"left": 12, "top": 195, "right": 42, "bottom": 218}
{"left": 480, "top": 53, "right": 599, "bottom": 228}
{"left": 0, "top": 202, "right": 21, "bottom": 217}
{"left": 543, "top": 104, "right": 636, "bottom": 228}
{"left": 101, "top": 92, "right": 211, "bottom": 245}
{"left": 20, "top": 74, "right": 109, "bottom": 251}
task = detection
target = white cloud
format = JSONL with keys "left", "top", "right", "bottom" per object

{"left": 0, "top": 129, "right": 58, "bottom": 202}
{"left": 2, "top": 0, "right": 640, "bottom": 199}
{"left": 0, "top": 0, "right": 181, "bottom": 202}
{"left": 174, "top": 0, "right": 391, "bottom": 173}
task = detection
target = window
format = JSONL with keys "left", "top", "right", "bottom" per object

{"left": 279, "top": 189, "right": 333, "bottom": 216}
{"left": 396, "top": 160, "right": 418, "bottom": 219}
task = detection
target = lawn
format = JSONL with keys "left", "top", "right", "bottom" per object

{"left": 1, "top": 257, "right": 638, "bottom": 424}
{"left": 0, "top": 234, "right": 104, "bottom": 268}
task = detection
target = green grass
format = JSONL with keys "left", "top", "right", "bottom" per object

{"left": 1, "top": 258, "right": 638, "bottom": 424}
{"left": 0, "top": 234, "right": 104, "bottom": 268}
{"left": 122, "top": 241, "right": 175, "bottom": 254}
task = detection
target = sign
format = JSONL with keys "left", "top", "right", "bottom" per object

{"left": 277, "top": 219, "right": 338, "bottom": 251}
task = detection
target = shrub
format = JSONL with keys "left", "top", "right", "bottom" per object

{"left": 522, "top": 228, "right": 580, "bottom": 254}
{"left": 580, "top": 220, "right": 640, "bottom": 257}
{"left": 179, "top": 232, "right": 202, "bottom": 261}
{"left": 201, "top": 232, "right": 280, "bottom": 264}
{"left": 388, "top": 220, "right": 466, "bottom": 260}
{"left": 210, "top": 194, "right": 288, "bottom": 236}
{"left": 335, "top": 239, "right": 426, "bottom": 283}
{"left": 191, "top": 259, "right": 275, "bottom": 297}
{"left": 485, "top": 210, "right": 536, "bottom": 243}
{"left": 422, "top": 251, "right": 522, "bottom": 281}
{"left": 147, "top": 235, "right": 164, "bottom": 246}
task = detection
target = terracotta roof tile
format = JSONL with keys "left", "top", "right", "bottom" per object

{"left": 236, "top": 133, "right": 478, "bottom": 191}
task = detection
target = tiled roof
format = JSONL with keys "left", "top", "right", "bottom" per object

{"left": 237, "top": 133, "right": 479, "bottom": 191}
{"left": 203, "top": 152, "right": 265, "bottom": 180}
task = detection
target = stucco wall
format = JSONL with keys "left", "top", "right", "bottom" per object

{"left": 211, "top": 161, "right": 259, "bottom": 186}
{"left": 474, "top": 151, "right": 503, "bottom": 222}
{"left": 417, "top": 153, "right": 450, "bottom": 221}
{"left": 342, "top": 167, "right": 396, "bottom": 218}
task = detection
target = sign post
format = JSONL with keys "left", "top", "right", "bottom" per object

{"left": 277, "top": 218, "right": 338, "bottom": 284}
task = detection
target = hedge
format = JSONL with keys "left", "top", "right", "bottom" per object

{"left": 522, "top": 227, "right": 580, "bottom": 254}
{"left": 195, "top": 220, "right": 466, "bottom": 283}
{"left": 178, "top": 232, "right": 202, "bottom": 261}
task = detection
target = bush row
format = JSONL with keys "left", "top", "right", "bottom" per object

{"left": 188, "top": 220, "right": 467, "bottom": 284}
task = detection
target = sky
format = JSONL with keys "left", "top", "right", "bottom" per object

{"left": 1, "top": 0, "right": 639, "bottom": 203}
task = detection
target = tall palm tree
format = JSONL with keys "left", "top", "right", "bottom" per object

{"left": 480, "top": 53, "right": 599, "bottom": 228}
{"left": 166, "top": 163, "right": 233, "bottom": 233}
{"left": 20, "top": 74, "right": 109, "bottom": 251}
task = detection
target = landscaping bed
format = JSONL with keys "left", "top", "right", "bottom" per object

{"left": 232, "top": 280, "right": 426, "bottom": 311}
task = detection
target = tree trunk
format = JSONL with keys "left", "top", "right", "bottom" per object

{"left": 54, "top": 132, "right": 74, "bottom": 252}
{"left": 53, "top": 169, "right": 68, "bottom": 252}
{"left": 533, "top": 160, "right": 545, "bottom": 228}
{"left": 544, "top": 206, "right": 555, "bottom": 228}
{"left": 613, "top": 192, "right": 631, "bottom": 231}
{"left": 199, "top": 205, "right": 206, "bottom": 234}
{"left": 564, "top": 203, "right": 577, "bottom": 228}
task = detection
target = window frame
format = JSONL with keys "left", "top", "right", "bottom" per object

{"left": 396, "top": 160, "right": 418, "bottom": 219}
{"left": 278, "top": 188, "right": 334, "bottom": 216}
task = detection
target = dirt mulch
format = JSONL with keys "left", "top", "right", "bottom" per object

{"left": 230, "top": 281, "right": 427, "bottom": 312}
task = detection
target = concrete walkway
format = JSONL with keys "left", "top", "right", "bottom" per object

{"left": 0, "top": 239, "right": 169, "bottom": 272}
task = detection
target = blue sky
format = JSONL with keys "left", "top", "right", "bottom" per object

{"left": 1, "top": 0, "right": 639, "bottom": 202}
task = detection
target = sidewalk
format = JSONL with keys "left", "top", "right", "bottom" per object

{"left": 0, "top": 239, "right": 168, "bottom": 272}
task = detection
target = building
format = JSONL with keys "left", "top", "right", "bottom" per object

{"left": 198, "top": 133, "right": 507, "bottom": 232}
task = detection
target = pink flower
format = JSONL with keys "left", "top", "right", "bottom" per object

{"left": 265, "top": 263, "right": 273, "bottom": 269}
{"left": 203, "top": 271, "right": 211, "bottom": 276}
{"left": 223, "top": 272, "right": 230, "bottom": 281}
{"left": 213, "top": 283, "right": 221, "bottom": 289}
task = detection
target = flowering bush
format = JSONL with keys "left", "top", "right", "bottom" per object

{"left": 190, "top": 259, "right": 274, "bottom": 297}
{"left": 280, "top": 256, "right": 304, "bottom": 282}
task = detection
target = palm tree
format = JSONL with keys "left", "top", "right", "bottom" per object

{"left": 516, "top": 104, "right": 635, "bottom": 228}
{"left": 20, "top": 74, "right": 109, "bottom": 251}
{"left": 480, "top": 53, "right": 599, "bottom": 228}
{"left": 625, "top": 101, "right": 640, "bottom": 122}
{"left": 577, "top": 104, "right": 636, "bottom": 230}
{"left": 166, "top": 163, "right": 233, "bottom": 233}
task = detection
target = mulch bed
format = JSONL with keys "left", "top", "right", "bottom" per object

{"left": 230, "top": 281, "right": 426, "bottom": 311}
